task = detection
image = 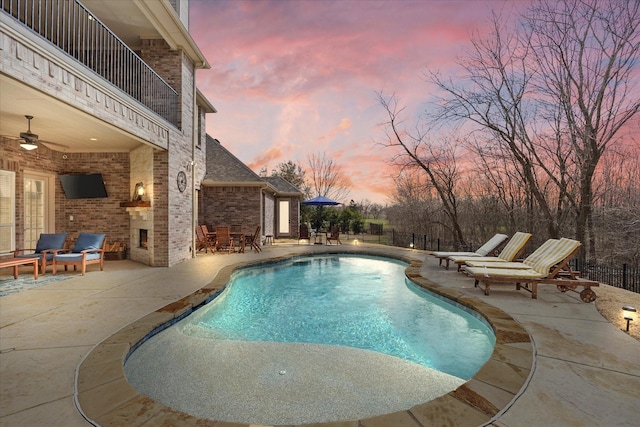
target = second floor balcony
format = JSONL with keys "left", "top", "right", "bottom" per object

{"left": 1, "top": 0, "right": 179, "bottom": 127}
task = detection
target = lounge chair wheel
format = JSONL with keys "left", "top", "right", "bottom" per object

{"left": 580, "top": 288, "right": 597, "bottom": 303}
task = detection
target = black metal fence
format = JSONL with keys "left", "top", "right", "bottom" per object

{"left": 360, "top": 230, "right": 640, "bottom": 294}
{"left": 572, "top": 259, "right": 640, "bottom": 294}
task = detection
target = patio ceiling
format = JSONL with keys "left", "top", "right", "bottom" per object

{"left": 0, "top": 74, "right": 145, "bottom": 153}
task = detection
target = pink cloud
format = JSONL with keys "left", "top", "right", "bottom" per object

{"left": 247, "top": 147, "right": 283, "bottom": 171}
{"left": 192, "top": 0, "right": 528, "bottom": 203}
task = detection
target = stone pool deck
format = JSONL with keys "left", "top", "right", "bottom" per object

{"left": 1, "top": 243, "right": 639, "bottom": 426}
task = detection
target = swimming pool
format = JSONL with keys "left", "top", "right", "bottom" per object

{"left": 182, "top": 254, "right": 495, "bottom": 379}
{"left": 124, "top": 254, "right": 496, "bottom": 424}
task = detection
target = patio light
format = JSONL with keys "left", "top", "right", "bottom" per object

{"left": 133, "top": 182, "right": 145, "bottom": 201}
{"left": 622, "top": 306, "right": 637, "bottom": 332}
{"left": 20, "top": 141, "right": 38, "bottom": 150}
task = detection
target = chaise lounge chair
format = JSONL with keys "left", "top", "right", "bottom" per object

{"left": 14, "top": 233, "right": 68, "bottom": 274}
{"left": 432, "top": 233, "right": 508, "bottom": 270}
{"left": 448, "top": 232, "right": 532, "bottom": 272}
{"left": 464, "top": 238, "right": 599, "bottom": 302}
{"left": 52, "top": 233, "right": 106, "bottom": 276}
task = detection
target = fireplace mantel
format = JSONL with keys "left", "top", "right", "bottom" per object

{"left": 119, "top": 201, "right": 151, "bottom": 208}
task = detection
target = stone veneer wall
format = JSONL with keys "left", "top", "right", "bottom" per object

{"left": 129, "top": 146, "right": 154, "bottom": 265}
{"left": 263, "top": 192, "right": 275, "bottom": 238}
{"left": 201, "top": 186, "right": 262, "bottom": 234}
{"left": 0, "top": 138, "right": 130, "bottom": 250}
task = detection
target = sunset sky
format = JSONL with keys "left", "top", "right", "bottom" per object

{"left": 191, "top": 0, "right": 524, "bottom": 204}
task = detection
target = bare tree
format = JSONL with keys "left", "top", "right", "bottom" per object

{"left": 377, "top": 92, "right": 467, "bottom": 246}
{"left": 427, "top": 12, "right": 573, "bottom": 239}
{"left": 306, "top": 152, "right": 350, "bottom": 202}
{"left": 427, "top": 0, "right": 640, "bottom": 258}
{"left": 524, "top": 0, "right": 640, "bottom": 258}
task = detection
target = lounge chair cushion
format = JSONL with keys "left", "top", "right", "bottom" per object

{"left": 34, "top": 233, "right": 68, "bottom": 253}
{"left": 16, "top": 252, "right": 56, "bottom": 261}
{"left": 464, "top": 266, "right": 547, "bottom": 279}
{"left": 55, "top": 253, "right": 102, "bottom": 262}
{"left": 466, "top": 239, "right": 559, "bottom": 270}
{"left": 433, "top": 251, "right": 481, "bottom": 258}
{"left": 433, "top": 233, "right": 509, "bottom": 259}
{"left": 474, "top": 233, "right": 509, "bottom": 256}
{"left": 72, "top": 233, "right": 106, "bottom": 252}
{"left": 526, "top": 238, "right": 580, "bottom": 275}
{"left": 496, "top": 232, "right": 532, "bottom": 261}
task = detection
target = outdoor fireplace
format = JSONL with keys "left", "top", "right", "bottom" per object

{"left": 139, "top": 229, "right": 148, "bottom": 249}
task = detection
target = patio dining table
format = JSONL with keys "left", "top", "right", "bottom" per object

{"left": 204, "top": 230, "right": 247, "bottom": 253}
{"left": 312, "top": 230, "right": 327, "bottom": 245}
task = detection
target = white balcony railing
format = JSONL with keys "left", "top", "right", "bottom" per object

{"left": 1, "top": 0, "right": 179, "bottom": 127}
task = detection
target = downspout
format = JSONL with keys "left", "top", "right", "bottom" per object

{"left": 191, "top": 79, "right": 197, "bottom": 258}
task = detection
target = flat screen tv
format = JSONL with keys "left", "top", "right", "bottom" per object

{"left": 59, "top": 173, "right": 108, "bottom": 199}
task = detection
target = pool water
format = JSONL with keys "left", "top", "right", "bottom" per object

{"left": 181, "top": 255, "right": 495, "bottom": 380}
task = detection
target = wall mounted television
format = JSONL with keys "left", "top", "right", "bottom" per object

{"left": 59, "top": 173, "right": 108, "bottom": 199}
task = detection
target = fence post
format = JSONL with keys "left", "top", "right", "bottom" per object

{"left": 437, "top": 238, "right": 440, "bottom": 251}
{"left": 423, "top": 235, "right": 427, "bottom": 250}
{"left": 623, "top": 263, "right": 628, "bottom": 290}
{"left": 411, "top": 233, "right": 415, "bottom": 248}
{"left": 392, "top": 229, "right": 395, "bottom": 246}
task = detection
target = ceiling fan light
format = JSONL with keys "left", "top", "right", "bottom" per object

{"left": 20, "top": 141, "right": 38, "bottom": 150}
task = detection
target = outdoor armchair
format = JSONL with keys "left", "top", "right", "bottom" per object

{"left": 14, "top": 233, "right": 68, "bottom": 274}
{"left": 52, "top": 233, "right": 106, "bottom": 276}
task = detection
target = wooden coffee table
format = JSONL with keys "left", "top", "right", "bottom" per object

{"left": 0, "top": 257, "right": 39, "bottom": 279}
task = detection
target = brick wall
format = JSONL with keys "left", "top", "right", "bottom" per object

{"left": 201, "top": 186, "right": 262, "bottom": 234}
{"left": 1, "top": 137, "right": 129, "bottom": 250}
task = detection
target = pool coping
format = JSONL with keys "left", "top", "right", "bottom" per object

{"left": 74, "top": 250, "right": 534, "bottom": 427}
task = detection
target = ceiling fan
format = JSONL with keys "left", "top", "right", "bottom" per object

{"left": 3, "top": 115, "right": 69, "bottom": 150}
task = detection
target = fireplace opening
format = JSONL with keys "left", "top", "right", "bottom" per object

{"left": 139, "top": 229, "right": 148, "bottom": 249}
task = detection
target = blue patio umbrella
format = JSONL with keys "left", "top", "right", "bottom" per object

{"left": 301, "top": 196, "right": 341, "bottom": 206}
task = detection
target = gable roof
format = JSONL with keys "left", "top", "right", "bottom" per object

{"left": 202, "top": 135, "right": 265, "bottom": 186}
{"left": 264, "top": 176, "right": 303, "bottom": 196}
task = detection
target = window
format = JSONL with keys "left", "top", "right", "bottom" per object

{"left": 0, "top": 170, "right": 16, "bottom": 253}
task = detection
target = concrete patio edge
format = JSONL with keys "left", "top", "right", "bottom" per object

{"left": 74, "top": 249, "right": 534, "bottom": 427}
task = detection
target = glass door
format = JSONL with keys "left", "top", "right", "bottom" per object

{"left": 23, "top": 173, "right": 54, "bottom": 249}
{"left": 278, "top": 199, "right": 290, "bottom": 236}
{"left": 0, "top": 170, "right": 15, "bottom": 253}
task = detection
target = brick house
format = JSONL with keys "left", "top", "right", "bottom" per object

{"left": 0, "top": 0, "right": 216, "bottom": 267}
{"left": 200, "top": 136, "right": 303, "bottom": 240}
